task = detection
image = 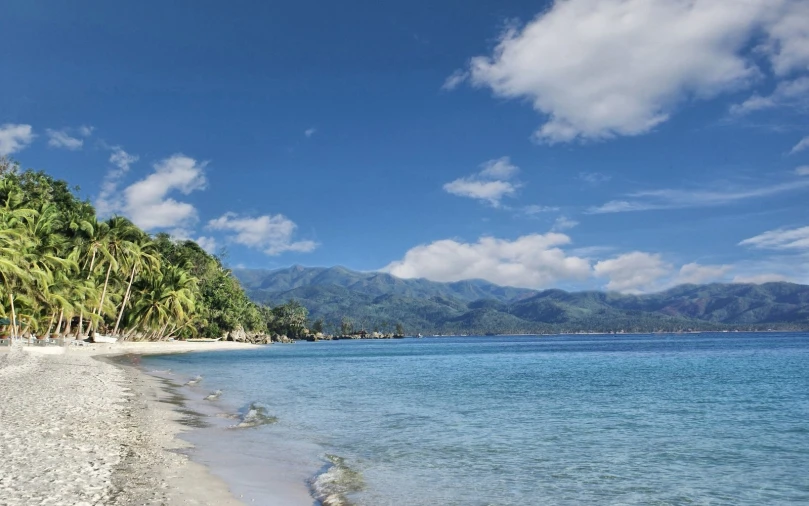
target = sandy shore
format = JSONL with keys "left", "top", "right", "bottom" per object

{"left": 0, "top": 341, "right": 263, "bottom": 506}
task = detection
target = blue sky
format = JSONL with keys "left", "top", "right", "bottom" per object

{"left": 2, "top": 0, "right": 808, "bottom": 292}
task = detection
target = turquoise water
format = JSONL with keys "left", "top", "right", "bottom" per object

{"left": 144, "top": 333, "right": 809, "bottom": 505}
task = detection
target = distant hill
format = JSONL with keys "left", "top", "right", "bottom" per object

{"left": 233, "top": 266, "right": 809, "bottom": 334}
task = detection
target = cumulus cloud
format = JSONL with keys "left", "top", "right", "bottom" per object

{"left": 207, "top": 212, "right": 317, "bottom": 256}
{"left": 454, "top": 0, "right": 809, "bottom": 142}
{"left": 791, "top": 135, "right": 809, "bottom": 154}
{"left": 123, "top": 155, "right": 207, "bottom": 230}
{"left": 0, "top": 124, "right": 35, "bottom": 156}
{"left": 676, "top": 263, "right": 732, "bottom": 284}
{"left": 594, "top": 252, "right": 672, "bottom": 293}
{"left": 589, "top": 178, "right": 809, "bottom": 213}
{"left": 46, "top": 128, "right": 83, "bottom": 150}
{"left": 383, "top": 233, "right": 591, "bottom": 289}
{"left": 100, "top": 154, "right": 207, "bottom": 230}
{"left": 443, "top": 156, "right": 522, "bottom": 207}
{"left": 95, "top": 147, "right": 140, "bottom": 217}
{"left": 739, "top": 226, "right": 809, "bottom": 250}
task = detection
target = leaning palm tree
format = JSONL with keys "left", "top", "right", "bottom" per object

{"left": 113, "top": 237, "right": 160, "bottom": 336}
{"left": 92, "top": 216, "right": 141, "bottom": 332}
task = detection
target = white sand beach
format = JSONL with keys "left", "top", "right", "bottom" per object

{"left": 0, "top": 342, "right": 264, "bottom": 506}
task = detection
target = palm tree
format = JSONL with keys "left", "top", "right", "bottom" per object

{"left": 113, "top": 238, "right": 159, "bottom": 336}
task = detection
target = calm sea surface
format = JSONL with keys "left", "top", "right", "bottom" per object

{"left": 143, "top": 333, "right": 809, "bottom": 505}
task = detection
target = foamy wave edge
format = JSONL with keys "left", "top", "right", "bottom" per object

{"left": 309, "top": 454, "right": 365, "bottom": 506}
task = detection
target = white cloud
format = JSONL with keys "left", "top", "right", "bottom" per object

{"left": 207, "top": 212, "right": 317, "bottom": 256}
{"left": 552, "top": 216, "right": 579, "bottom": 231}
{"left": 796, "top": 166, "right": 809, "bottom": 176}
{"left": 0, "top": 124, "right": 35, "bottom": 156}
{"left": 791, "top": 135, "right": 809, "bottom": 154}
{"left": 444, "top": 179, "right": 518, "bottom": 207}
{"left": 579, "top": 172, "right": 611, "bottom": 185}
{"left": 383, "top": 233, "right": 591, "bottom": 289}
{"left": 460, "top": 0, "right": 809, "bottom": 143}
{"left": 78, "top": 125, "right": 94, "bottom": 137}
{"left": 444, "top": 156, "right": 522, "bottom": 207}
{"left": 442, "top": 69, "right": 469, "bottom": 91}
{"left": 594, "top": 252, "right": 672, "bottom": 293}
{"left": 730, "top": 77, "right": 809, "bottom": 115}
{"left": 305, "top": 128, "right": 317, "bottom": 138}
{"left": 195, "top": 236, "right": 218, "bottom": 254}
{"left": 732, "top": 273, "right": 790, "bottom": 284}
{"left": 739, "top": 226, "right": 809, "bottom": 250}
{"left": 46, "top": 128, "right": 83, "bottom": 150}
{"left": 589, "top": 178, "right": 809, "bottom": 213}
{"left": 479, "top": 157, "right": 519, "bottom": 179}
{"left": 522, "top": 204, "right": 559, "bottom": 216}
{"left": 96, "top": 147, "right": 140, "bottom": 217}
{"left": 676, "top": 263, "right": 732, "bottom": 285}
{"left": 114, "top": 154, "right": 207, "bottom": 230}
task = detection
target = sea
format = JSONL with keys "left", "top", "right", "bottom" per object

{"left": 142, "top": 333, "right": 809, "bottom": 505}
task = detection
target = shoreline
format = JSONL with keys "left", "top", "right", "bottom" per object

{"left": 0, "top": 342, "right": 271, "bottom": 506}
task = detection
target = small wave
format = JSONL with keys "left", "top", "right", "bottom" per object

{"left": 230, "top": 402, "right": 278, "bottom": 428}
{"left": 309, "top": 454, "right": 365, "bottom": 506}
{"left": 204, "top": 390, "right": 223, "bottom": 401}
{"left": 185, "top": 375, "right": 203, "bottom": 386}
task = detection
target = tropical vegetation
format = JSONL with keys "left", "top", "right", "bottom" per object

{"left": 0, "top": 158, "right": 302, "bottom": 340}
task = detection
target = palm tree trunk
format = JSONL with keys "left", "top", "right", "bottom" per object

{"left": 9, "top": 292, "right": 17, "bottom": 337}
{"left": 55, "top": 309, "right": 64, "bottom": 336}
{"left": 86, "top": 247, "right": 97, "bottom": 280}
{"left": 77, "top": 309, "right": 83, "bottom": 338}
{"left": 94, "top": 262, "right": 113, "bottom": 331}
{"left": 64, "top": 312, "right": 73, "bottom": 336}
{"left": 113, "top": 263, "right": 137, "bottom": 336}
{"left": 45, "top": 311, "right": 57, "bottom": 336}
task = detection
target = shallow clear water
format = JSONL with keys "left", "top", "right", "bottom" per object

{"left": 144, "top": 333, "right": 809, "bottom": 505}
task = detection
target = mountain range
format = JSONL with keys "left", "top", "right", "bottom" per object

{"left": 233, "top": 266, "right": 809, "bottom": 334}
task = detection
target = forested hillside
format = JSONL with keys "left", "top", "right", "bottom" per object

{"left": 236, "top": 266, "right": 809, "bottom": 335}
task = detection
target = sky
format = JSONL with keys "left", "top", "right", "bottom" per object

{"left": 1, "top": 0, "right": 808, "bottom": 293}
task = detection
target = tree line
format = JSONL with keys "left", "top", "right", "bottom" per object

{"left": 0, "top": 159, "right": 315, "bottom": 340}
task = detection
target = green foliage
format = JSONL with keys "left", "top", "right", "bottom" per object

{"left": 0, "top": 161, "right": 266, "bottom": 340}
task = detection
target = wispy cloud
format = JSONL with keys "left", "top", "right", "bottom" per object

{"left": 46, "top": 128, "right": 83, "bottom": 150}
{"left": 739, "top": 225, "right": 809, "bottom": 250}
{"left": 444, "top": 156, "right": 522, "bottom": 207}
{"left": 579, "top": 172, "right": 611, "bottom": 185}
{"left": 552, "top": 216, "right": 579, "bottom": 231}
{"left": 796, "top": 166, "right": 809, "bottom": 176}
{"left": 96, "top": 147, "right": 139, "bottom": 217}
{"left": 442, "top": 69, "right": 468, "bottom": 91}
{"left": 730, "top": 77, "right": 809, "bottom": 116}
{"left": 0, "top": 124, "right": 34, "bottom": 156}
{"left": 521, "top": 204, "right": 559, "bottom": 216}
{"left": 791, "top": 135, "right": 809, "bottom": 154}
{"left": 589, "top": 179, "right": 809, "bottom": 214}
{"left": 304, "top": 127, "right": 317, "bottom": 138}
